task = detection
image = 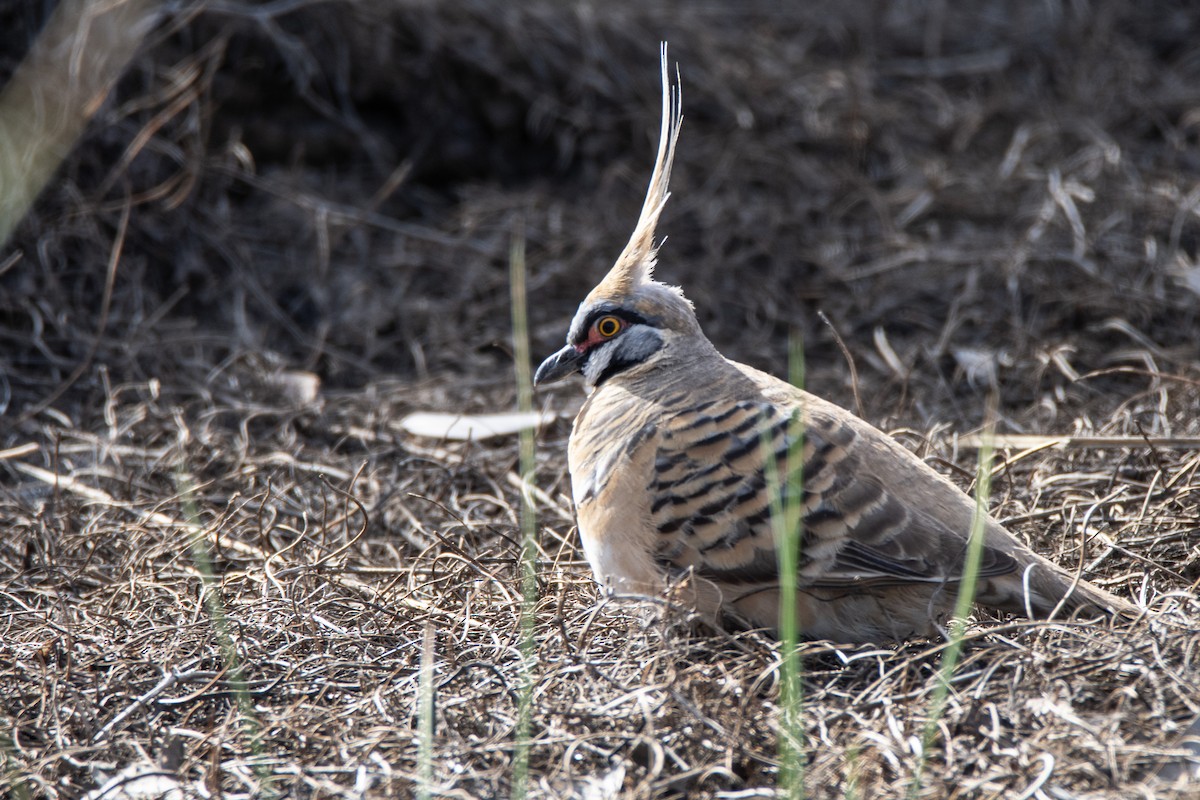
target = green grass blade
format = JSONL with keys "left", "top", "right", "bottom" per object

{"left": 0, "top": 733, "right": 31, "bottom": 800}
{"left": 416, "top": 622, "right": 436, "bottom": 800}
{"left": 509, "top": 228, "right": 538, "bottom": 800}
{"left": 177, "top": 470, "right": 276, "bottom": 798}
{"left": 907, "top": 410, "right": 996, "bottom": 798}
{"left": 764, "top": 333, "right": 807, "bottom": 799}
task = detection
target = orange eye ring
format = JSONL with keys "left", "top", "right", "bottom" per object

{"left": 596, "top": 316, "right": 622, "bottom": 338}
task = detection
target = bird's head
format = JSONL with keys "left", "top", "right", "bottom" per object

{"left": 534, "top": 45, "right": 702, "bottom": 391}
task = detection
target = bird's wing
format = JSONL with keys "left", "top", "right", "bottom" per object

{"left": 648, "top": 391, "right": 1017, "bottom": 591}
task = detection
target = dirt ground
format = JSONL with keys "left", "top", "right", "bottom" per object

{"left": 2, "top": 1, "right": 1199, "bottom": 798}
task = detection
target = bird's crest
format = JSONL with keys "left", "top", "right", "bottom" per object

{"left": 590, "top": 43, "right": 683, "bottom": 301}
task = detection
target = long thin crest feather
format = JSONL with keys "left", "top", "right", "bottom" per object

{"left": 592, "top": 43, "right": 682, "bottom": 298}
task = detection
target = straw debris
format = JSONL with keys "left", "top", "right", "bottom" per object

{"left": 2, "top": 1, "right": 1198, "bottom": 797}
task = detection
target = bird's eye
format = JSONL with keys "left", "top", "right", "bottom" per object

{"left": 596, "top": 316, "right": 622, "bottom": 338}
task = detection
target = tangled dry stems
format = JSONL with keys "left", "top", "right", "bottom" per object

{"left": 3, "top": 376, "right": 1198, "bottom": 798}
{"left": 2, "top": 1, "right": 1200, "bottom": 798}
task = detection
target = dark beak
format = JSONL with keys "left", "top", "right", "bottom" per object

{"left": 534, "top": 344, "right": 585, "bottom": 386}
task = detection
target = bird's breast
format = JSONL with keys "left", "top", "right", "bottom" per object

{"left": 567, "top": 388, "right": 664, "bottom": 591}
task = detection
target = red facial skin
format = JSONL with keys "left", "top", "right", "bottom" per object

{"left": 575, "top": 319, "right": 622, "bottom": 353}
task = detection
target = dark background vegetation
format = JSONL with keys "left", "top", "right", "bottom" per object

{"left": 2, "top": 1, "right": 1198, "bottom": 798}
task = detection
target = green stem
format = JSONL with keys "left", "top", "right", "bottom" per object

{"left": 907, "top": 411, "right": 996, "bottom": 798}
{"left": 509, "top": 228, "right": 538, "bottom": 800}
{"left": 177, "top": 471, "right": 275, "bottom": 798}
{"left": 768, "top": 333, "right": 807, "bottom": 799}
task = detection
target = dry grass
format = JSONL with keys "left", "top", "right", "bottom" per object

{"left": 2, "top": 1, "right": 1199, "bottom": 798}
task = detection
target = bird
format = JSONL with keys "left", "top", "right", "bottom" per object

{"left": 533, "top": 45, "right": 1137, "bottom": 643}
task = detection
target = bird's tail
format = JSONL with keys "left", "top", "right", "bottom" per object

{"left": 979, "top": 557, "right": 1140, "bottom": 622}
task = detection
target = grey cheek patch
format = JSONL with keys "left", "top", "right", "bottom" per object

{"left": 582, "top": 327, "right": 664, "bottom": 388}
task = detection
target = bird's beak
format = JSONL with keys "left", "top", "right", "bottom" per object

{"left": 534, "top": 344, "right": 584, "bottom": 386}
